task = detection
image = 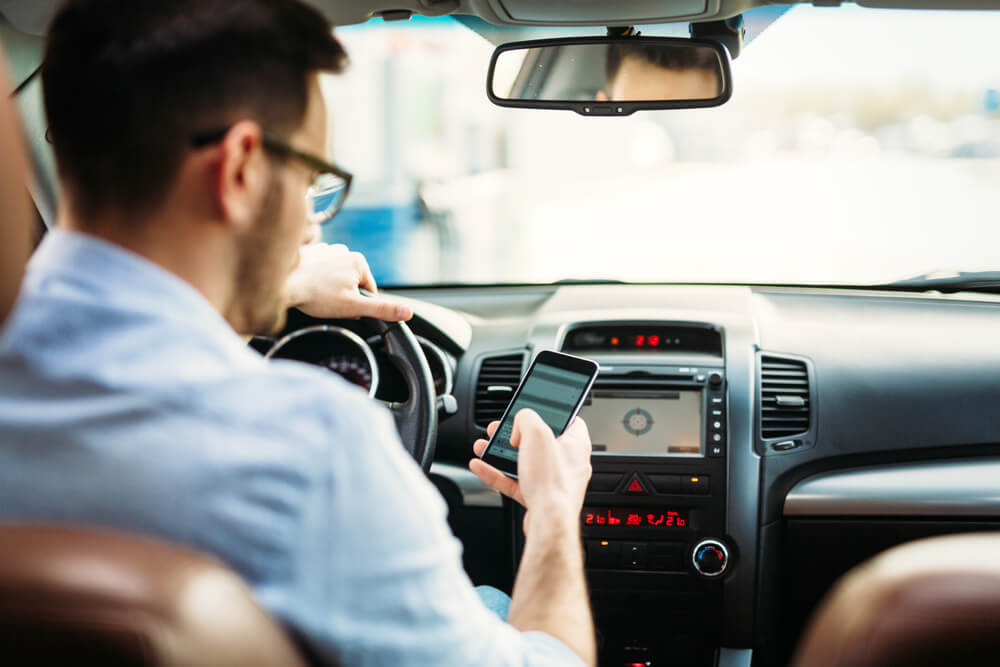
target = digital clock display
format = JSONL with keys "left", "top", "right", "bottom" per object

{"left": 583, "top": 507, "right": 690, "bottom": 528}
{"left": 563, "top": 325, "right": 722, "bottom": 355}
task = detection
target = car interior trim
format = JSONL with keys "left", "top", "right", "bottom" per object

{"left": 429, "top": 462, "right": 503, "bottom": 508}
{"left": 784, "top": 458, "right": 1000, "bottom": 517}
{"left": 416, "top": 335, "right": 455, "bottom": 396}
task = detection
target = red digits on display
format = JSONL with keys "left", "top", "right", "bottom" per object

{"left": 636, "top": 335, "right": 645, "bottom": 347}
{"left": 649, "top": 335, "right": 660, "bottom": 347}
{"left": 583, "top": 508, "right": 688, "bottom": 529}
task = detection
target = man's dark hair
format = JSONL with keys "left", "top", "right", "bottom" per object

{"left": 43, "top": 0, "right": 347, "bottom": 218}
{"left": 605, "top": 42, "right": 722, "bottom": 91}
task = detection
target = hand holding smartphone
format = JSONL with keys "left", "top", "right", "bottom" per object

{"left": 479, "top": 350, "right": 599, "bottom": 478}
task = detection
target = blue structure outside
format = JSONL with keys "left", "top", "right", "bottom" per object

{"left": 322, "top": 202, "right": 419, "bottom": 285}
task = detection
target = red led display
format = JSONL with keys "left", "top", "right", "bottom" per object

{"left": 564, "top": 325, "right": 723, "bottom": 355}
{"left": 583, "top": 507, "right": 689, "bottom": 528}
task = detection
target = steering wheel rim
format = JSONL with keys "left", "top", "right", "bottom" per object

{"left": 371, "top": 319, "right": 437, "bottom": 471}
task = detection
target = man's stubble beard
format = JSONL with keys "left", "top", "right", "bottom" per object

{"left": 232, "top": 174, "right": 291, "bottom": 337}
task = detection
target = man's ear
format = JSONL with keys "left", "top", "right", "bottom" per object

{"left": 214, "top": 120, "right": 268, "bottom": 231}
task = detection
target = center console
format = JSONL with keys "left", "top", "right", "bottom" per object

{"left": 562, "top": 322, "right": 731, "bottom": 666}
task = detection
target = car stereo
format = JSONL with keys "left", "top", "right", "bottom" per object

{"left": 557, "top": 322, "right": 729, "bottom": 664}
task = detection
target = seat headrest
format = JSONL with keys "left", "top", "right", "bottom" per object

{"left": 0, "top": 522, "right": 308, "bottom": 667}
{"left": 793, "top": 532, "right": 1000, "bottom": 667}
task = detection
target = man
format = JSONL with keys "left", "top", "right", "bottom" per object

{"left": 0, "top": 1, "right": 596, "bottom": 666}
{"left": 597, "top": 42, "right": 722, "bottom": 102}
{"left": 1, "top": 42, "right": 403, "bottom": 331}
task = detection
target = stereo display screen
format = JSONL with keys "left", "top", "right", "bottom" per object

{"left": 579, "top": 388, "right": 702, "bottom": 456}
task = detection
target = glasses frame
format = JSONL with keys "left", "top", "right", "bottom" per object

{"left": 191, "top": 129, "right": 353, "bottom": 224}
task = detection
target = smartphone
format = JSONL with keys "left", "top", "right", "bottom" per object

{"left": 479, "top": 349, "right": 600, "bottom": 478}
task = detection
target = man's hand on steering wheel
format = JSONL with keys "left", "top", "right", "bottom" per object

{"left": 279, "top": 241, "right": 436, "bottom": 469}
{"left": 284, "top": 242, "right": 413, "bottom": 322}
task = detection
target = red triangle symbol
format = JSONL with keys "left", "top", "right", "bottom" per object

{"left": 627, "top": 478, "right": 643, "bottom": 493}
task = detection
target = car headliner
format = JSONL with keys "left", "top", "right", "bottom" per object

{"left": 1, "top": 0, "right": 999, "bottom": 36}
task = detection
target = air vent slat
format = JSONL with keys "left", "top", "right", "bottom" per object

{"left": 760, "top": 355, "right": 811, "bottom": 440}
{"left": 474, "top": 352, "right": 525, "bottom": 427}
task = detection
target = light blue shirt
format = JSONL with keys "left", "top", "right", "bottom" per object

{"left": 0, "top": 229, "right": 580, "bottom": 666}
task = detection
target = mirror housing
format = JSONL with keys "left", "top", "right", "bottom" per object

{"left": 487, "top": 36, "right": 732, "bottom": 116}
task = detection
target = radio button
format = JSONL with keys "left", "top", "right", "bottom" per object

{"left": 622, "top": 474, "right": 648, "bottom": 495}
{"left": 589, "top": 473, "right": 623, "bottom": 492}
{"left": 622, "top": 542, "right": 648, "bottom": 569}
{"left": 708, "top": 372, "right": 724, "bottom": 387}
{"left": 709, "top": 444, "right": 725, "bottom": 458}
{"left": 586, "top": 540, "right": 621, "bottom": 568}
{"left": 681, "top": 475, "right": 710, "bottom": 494}
{"left": 648, "top": 474, "right": 680, "bottom": 494}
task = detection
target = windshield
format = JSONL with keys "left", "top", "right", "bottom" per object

{"left": 321, "top": 4, "right": 1000, "bottom": 287}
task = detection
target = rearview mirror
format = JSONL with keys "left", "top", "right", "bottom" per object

{"left": 487, "top": 36, "right": 732, "bottom": 116}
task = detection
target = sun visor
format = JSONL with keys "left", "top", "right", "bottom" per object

{"left": 490, "top": 0, "right": 718, "bottom": 25}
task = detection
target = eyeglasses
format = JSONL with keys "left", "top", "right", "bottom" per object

{"left": 191, "top": 129, "right": 353, "bottom": 225}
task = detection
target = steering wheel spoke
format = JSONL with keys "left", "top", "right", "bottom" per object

{"left": 370, "top": 319, "right": 437, "bottom": 471}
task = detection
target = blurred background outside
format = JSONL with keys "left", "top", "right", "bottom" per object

{"left": 321, "top": 3, "right": 1000, "bottom": 286}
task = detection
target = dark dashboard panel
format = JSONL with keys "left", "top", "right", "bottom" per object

{"left": 753, "top": 289, "right": 1000, "bottom": 523}
{"left": 750, "top": 289, "right": 1000, "bottom": 666}
{"left": 283, "top": 283, "right": 1000, "bottom": 666}
{"left": 402, "top": 284, "right": 762, "bottom": 660}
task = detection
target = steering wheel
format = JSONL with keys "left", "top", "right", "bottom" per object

{"left": 370, "top": 319, "right": 438, "bottom": 471}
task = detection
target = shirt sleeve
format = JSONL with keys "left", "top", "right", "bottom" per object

{"left": 283, "top": 387, "right": 584, "bottom": 667}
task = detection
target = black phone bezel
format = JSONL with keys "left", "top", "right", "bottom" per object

{"left": 480, "top": 349, "right": 599, "bottom": 477}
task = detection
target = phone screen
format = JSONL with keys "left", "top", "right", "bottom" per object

{"left": 485, "top": 355, "right": 597, "bottom": 464}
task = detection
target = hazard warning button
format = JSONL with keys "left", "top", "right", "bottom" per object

{"left": 622, "top": 474, "right": 648, "bottom": 496}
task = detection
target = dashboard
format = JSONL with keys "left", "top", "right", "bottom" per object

{"left": 253, "top": 309, "right": 458, "bottom": 402}
{"left": 264, "top": 283, "right": 1000, "bottom": 667}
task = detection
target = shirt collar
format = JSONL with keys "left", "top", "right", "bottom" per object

{"left": 28, "top": 228, "right": 251, "bottom": 357}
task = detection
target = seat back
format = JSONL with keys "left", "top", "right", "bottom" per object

{"left": 793, "top": 532, "right": 1000, "bottom": 667}
{"left": 0, "top": 523, "right": 308, "bottom": 667}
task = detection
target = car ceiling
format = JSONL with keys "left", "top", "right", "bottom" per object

{"left": 2, "top": 0, "right": 1000, "bottom": 36}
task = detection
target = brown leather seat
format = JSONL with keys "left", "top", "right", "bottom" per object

{"left": 792, "top": 532, "right": 1000, "bottom": 667}
{"left": 0, "top": 523, "right": 308, "bottom": 666}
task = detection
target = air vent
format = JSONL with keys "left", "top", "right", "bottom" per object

{"left": 760, "top": 356, "right": 811, "bottom": 439}
{"left": 474, "top": 352, "right": 525, "bottom": 427}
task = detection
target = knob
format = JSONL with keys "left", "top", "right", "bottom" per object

{"left": 708, "top": 372, "right": 723, "bottom": 387}
{"left": 692, "top": 539, "right": 729, "bottom": 578}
